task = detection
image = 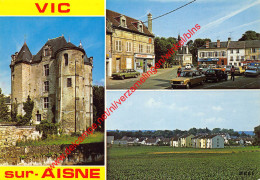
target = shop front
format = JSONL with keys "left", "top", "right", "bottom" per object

{"left": 134, "top": 54, "right": 155, "bottom": 73}
{"left": 198, "top": 58, "right": 227, "bottom": 65}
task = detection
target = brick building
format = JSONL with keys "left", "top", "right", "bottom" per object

{"left": 106, "top": 9, "right": 155, "bottom": 76}
{"left": 10, "top": 36, "right": 93, "bottom": 134}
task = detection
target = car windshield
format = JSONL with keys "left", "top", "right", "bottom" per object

{"left": 180, "top": 71, "right": 192, "bottom": 77}
{"left": 247, "top": 66, "right": 257, "bottom": 70}
{"left": 120, "top": 70, "right": 128, "bottom": 73}
{"left": 206, "top": 69, "right": 216, "bottom": 74}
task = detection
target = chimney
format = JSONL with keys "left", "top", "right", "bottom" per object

{"left": 217, "top": 40, "right": 220, "bottom": 48}
{"left": 147, "top": 13, "right": 152, "bottom": 33}
{"left": 206, "top": 41, "right": 209, "bottom": 48}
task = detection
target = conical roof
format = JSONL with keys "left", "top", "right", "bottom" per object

{"left": 16, "top": 42, "right": 32, "bottom": 63}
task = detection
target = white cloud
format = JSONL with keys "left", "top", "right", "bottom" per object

{"left": 146, "top": 97, "right": 162, "bottom": 108}
{"left": 195, "top": 112, "right": 205, "bottom": 117}
{"left": 204, "top": 117, "right": 224, "bottom": 123}
{"left": 196, "top": 0, "right": 260, "bottom": 36}
{"left": 212, "top": 106, "right": 223, "bottom": 111}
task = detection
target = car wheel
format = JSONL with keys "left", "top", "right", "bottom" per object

{"left": 121, "top": 76, "right": 125, "bottom": 80}
{"left": 134, "top": 74, "right": 138, "bottom": 78}
{"left": 215, "top": 78, "right": 219, "bottom": 83}
{"left": 172, "top": 85, "right": 176, "bottom": 89}
{"left": 200, "top": 81, "right": 204, "bottom": 85}
{"left": 186, "top": 83, "right": 190, "bottom": 89}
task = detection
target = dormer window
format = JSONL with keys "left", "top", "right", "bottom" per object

{"left": 137, "top": 21, "right": 143, "bottom": 32}
{"left": 120, "top": 16, "right": 127, "bottom": 28}
{"left": 43, "top": 45, "right": 51, "bottom": 56}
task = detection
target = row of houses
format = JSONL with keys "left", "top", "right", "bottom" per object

{"left": 107, "top": 133, "right": 254, "bottom": 148}
{"left": 197, "top": 39, "right": 260, "bottom": 66}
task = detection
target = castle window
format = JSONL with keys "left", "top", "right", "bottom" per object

{"left": 36, "top": 114, "right": 41, "bottom": 122}
{"left": 64, "top": 53, "right": 68, "bottom": 66}
{"left": 44, "top": 97, "right": 49, "bottom": 109}
{"left": 44, "top": 49, "right": 51, "bottom": 56}
{"left": 44, "top": 81, "right": 49, "bottom": 92}
{"left": 67, "top": 78, "right": 72, "bottom": 87}
{"left": 44, "top": 64, "right": 49, "bottom": 76}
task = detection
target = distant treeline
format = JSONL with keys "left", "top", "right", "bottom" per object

{"left": 107, "top": 128, "right": 252, "bottom": 140}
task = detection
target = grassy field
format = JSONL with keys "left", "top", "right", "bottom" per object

{"left": 16, "top": 132, "right": 104, "bottom": 146}
{"left": 107, "top": 145, "right": 260, "bottom": 180}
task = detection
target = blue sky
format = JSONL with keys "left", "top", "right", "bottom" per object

{"left": 107, "top": 0, "right": 260, "bottom": 41}
{"left": 0, "top": 17, "right": 105, "bottom": 95}
{"left": 106, "top": 91, "right": 260, "bottom": 131}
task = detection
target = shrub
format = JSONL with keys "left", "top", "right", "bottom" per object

{"left": 36, "top": 120, "right": 59, "bottom": 139}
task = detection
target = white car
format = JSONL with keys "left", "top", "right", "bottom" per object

{"left": 185, "top": 64, "right": 192, "bottom": 69}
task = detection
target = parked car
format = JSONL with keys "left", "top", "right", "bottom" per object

{"left": 112, "top": 69, "right": 140, "bottom": 80}
{"left": 214, "top": 65, "right": 226, "bottom": 71}
{"left": 225, "top": 65, "right": 232, "bottom": 74}
{"left": 170, "top": 70, "right": 206, "bottom": 89}
{"left": 185, "top": 64, "right": 192, "bottom": 70}
{"left": 245, "top": 66, "right": 260, "bottom": 77}
{"left": 205, "top": 69, "right": 228, "bottom": 82}
{"left": 234, "top": 66, "right": 245, "bottom": 75}
{"left": 198, "top": 64, "right": 208, "bottom": 74}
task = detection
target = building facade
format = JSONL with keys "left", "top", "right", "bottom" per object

{"left": 10, "top": 36, "right": 93, "bottom": 134}
{"left": 106, "top": 9, "right": 155, "bottom": 75}
{"left": 198, "top": 39, "right": 229, "bottom": 65}
{"left": 244, "top": 40, "right": 260, "bottom": 63}
{"left": 227, "top": 41, "right": 246, "bottom": 66}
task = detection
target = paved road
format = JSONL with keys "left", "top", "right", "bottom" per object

{"left": 106, "top": 67, "right": 260, "bottom": 89}
{"left": 106, "top": 67, "right": 178, "bottom": 89}
{"left": 194, "top": 75, "right": 260, "bottom": 89}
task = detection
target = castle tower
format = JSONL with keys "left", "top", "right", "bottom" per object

{"left": 10, "top": 36, "right": 93, "bottom": 134}
{"left": 10, "top": 42, "right": 32, "bottom": 116}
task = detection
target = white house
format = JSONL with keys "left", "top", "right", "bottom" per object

{"left": 206, "top": 135, "right": 224, "bottom": 149}
{"left": 107, "top": 136, "right": 114, "bottom": 144}
{"left": 227, "top": 41, "right": 246, "bottom": 66}
{"left": 170, "top": 137, "right": 179, "bottom": 147}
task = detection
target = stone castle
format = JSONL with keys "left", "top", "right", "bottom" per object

{"left": 10, "top": 36, "right": 93, "bottom": 134}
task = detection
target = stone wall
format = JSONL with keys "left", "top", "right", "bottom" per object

{"left": 0, "top": 143, "right": 104, "bottom": 166}
{"left": 0, "top": 124, "right": 42, "bottom": 147}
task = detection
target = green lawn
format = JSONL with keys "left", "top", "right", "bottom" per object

{"left": 107, "top": 146, "right": 260, "bottom": 180}
{"left": 17, "top": 132, "right": 104, "bottom": 146}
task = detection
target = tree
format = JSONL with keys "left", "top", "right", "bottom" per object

{"left": 253, "top": 125, "right": 260, "bottom": 145}
{"left": 17, "top": 96, "right": 34, "bottom": 126}
{"left": 239, "top": 30, "right": 260, "bottom": 41}
{"left": 212, "top": 128, "right": 221, "bottom": 134}
{"left": 188, "top": 38, "right": 211, "bottom": 65}
{"left": 0, "top": 88, "right": 10, "bottom": 122}
{"left": 93, "top": 85, "right": 104, "bottom": 132}
{"left": 154, "top": 37, "right": 178, "bottom": 68}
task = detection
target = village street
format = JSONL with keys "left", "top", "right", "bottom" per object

{"left": 106, "top": 66, "right": 260, "bottom": 89}
{"left": 106, "top": 66, "right": 178, "bottom": 89}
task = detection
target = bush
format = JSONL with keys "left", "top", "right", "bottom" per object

{"left": 36, "top": 120, "right": 59, "bottom": 139}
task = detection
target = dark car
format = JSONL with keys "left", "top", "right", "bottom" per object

{"left": 112, "top": 69, "right": 140, "bottom": 80}
{"left": 205, "top": 69, "right": 228, "bottom": 82}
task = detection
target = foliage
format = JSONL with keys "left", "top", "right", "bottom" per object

{"left": 11, "top": 102, "right": 18, "bottom": 122}
{"left": 107, "top": 128, "right": 248, "bottom": 140}
{"left": 239, "top": 30, "right": 260, "bottom": 41}
{"left": 188, "top": 38, "right": 211, "bottom": 65}
{"left": 93, "top": 85, "right": 104, "bottom": 132}
{"left": 107, "top": 146, "right": 260, "bottom": 179}
{"left": 36, "top": 120, "right": 59, "bottom": 139}
{"left": 253, "top": 125, "right": 260, "bottom": 146}
{"left": 0, "top": 88, "right": 10, "bottom": 122}
{"left": 154, "top": 37, "right": 178, "bottom": 68}
{"left": 16, "top": 132, "right": 104, "bottom": 146}
{"left": 17, "top": 96, "right": 34, "bottom": 126}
